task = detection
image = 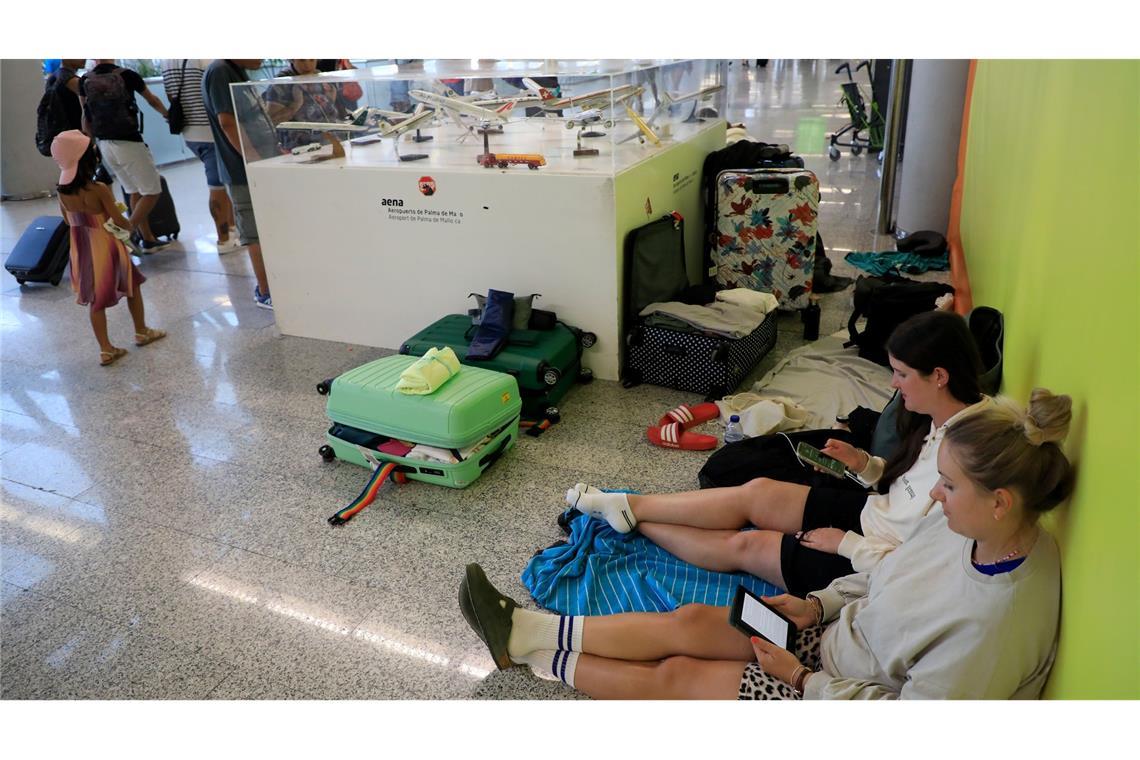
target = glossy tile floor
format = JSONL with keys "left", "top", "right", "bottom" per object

{"left": 1, "top": 60, "right": 899, "bottom": 700}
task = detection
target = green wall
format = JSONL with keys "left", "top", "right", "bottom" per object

{"left": 961, "top": 60, "right": 1139, "bottom": 698}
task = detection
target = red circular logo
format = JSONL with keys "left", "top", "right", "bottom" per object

{"left": 418, "top": 176, "right": 436, "bottom": 196}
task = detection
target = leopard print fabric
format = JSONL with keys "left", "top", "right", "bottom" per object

{"left": 737, "top": 624, "right": 824, "bottom": 700}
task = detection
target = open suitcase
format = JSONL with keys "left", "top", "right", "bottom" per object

{"left": 622, "top": 212, "right": 778, "bottom": 399}
{"left": 711, "top": 167, "right": 819, "bottom": 310}
{"left": 318, "top": 354, "right": 521, "bottom": 489}
{"left": 5, "top": 216, "right": 69, "bottom": 286}
{"left": 399, "top": 314, "right": 593, "bottom": 419}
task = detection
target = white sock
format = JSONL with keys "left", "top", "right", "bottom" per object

{"left": 508, "top": 607, "right": 584, "bottom": 657}
{"left": 565, "top": 486, "right": 638, "bottom": 534}
{"left": 517, "top": 649, "right": 580, "bottom": 687}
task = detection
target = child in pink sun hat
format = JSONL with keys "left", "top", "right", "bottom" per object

{"left": 51, "top": 129, "right": 164, "bottom": 366}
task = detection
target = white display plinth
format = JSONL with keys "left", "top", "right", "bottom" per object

{"left": 249, "top": 120, "right": 725, "bottom": 380}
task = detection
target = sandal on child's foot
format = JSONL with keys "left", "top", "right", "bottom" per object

{"left": 134, "top": 327, "right": 166, "bottom": 347}
{"left": 99, "top": 347, "right": 128, "bottom": 366}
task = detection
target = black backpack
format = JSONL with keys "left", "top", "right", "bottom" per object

{"left": 845, "top": 275, "right": 954, "bottom": 366}
{"left": 34, "top": 75, "right": 72, "bottom": 157}
{"left": 82, "top": 67, "right": 140, "bottom": 138}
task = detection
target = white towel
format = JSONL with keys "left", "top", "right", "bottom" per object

{"left": 715, "top": 288, "right": 778, "bottom": 316}
{"left": 639, "top": 300, "right": 768, "bottom": 339}
{"left": 406, "top": 444, "right": 458, "bottom": 464}
{"left": 716, "top": 394, "right": 811, "bottom": 437}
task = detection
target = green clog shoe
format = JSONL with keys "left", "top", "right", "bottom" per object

{"left": 459, "top": 563, "right": 519, "bottom": 670}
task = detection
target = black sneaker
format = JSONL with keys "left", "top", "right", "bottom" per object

{"left": 139, "top": 238, "right": 169, "bottom": 254}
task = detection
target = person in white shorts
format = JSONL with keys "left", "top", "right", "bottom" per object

{"left": 79, "top": 59, "right": 170, "bottom": 253}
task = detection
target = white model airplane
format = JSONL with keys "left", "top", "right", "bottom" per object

{"left": 409, "top": 89, "right": 517, "bottom": 140}
{"left": 562, "top": 109, "right": 615, "bottom": 130}
{"left": 278, "top": 105, "right": 438, "bottom": 160}
{"left": 522, "top": 78, "right": 643, "bottom": 113}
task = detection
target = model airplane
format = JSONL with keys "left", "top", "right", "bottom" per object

{"left": 522, "top": 78, "right": 643, "bottom": 114}
{"left": 278, "top": 105, "right": 438, "bottom": 161}
{"left": 616, "top": 83, "right": 725, "bottom": 145}
{"left": 409, "top": 89, "right": 516, "bottom": 140}
{"left": 563, "top": 109, "right": 615, "bottom": 130}
{"left": 624, "top": 105, "right": 661, "bottom": 146}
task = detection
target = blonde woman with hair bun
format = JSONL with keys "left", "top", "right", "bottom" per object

{"left": 458, "top": 388, "right": 1074, "bottom": 700}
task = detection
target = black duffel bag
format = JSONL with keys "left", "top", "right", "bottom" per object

{"left": 845, "top": 275, "right": 954, "bottom": 367}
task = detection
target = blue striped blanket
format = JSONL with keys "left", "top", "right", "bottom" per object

{"left": 522, "top": 510, "right": 783, "bottom": 615}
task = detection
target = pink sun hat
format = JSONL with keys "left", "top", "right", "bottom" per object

{"left": 50, "top": 130, "right": 93, "bottom": 185}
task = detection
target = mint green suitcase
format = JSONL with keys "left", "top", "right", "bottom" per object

{"left": 319, "top": 354, "right": 521, "bottom": 489}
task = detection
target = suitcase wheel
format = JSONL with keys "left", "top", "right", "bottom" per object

{"left": 316, "top": 379, "right": 332, "bottom": 396}
{"left": 577, "top": 368, "right": 594, "bottom": 384}
{"left": 50, "top": 274, "right": 62, "bottom": 287}
{"left": 580, "top": 331, "right": 597, "bottom": 349}
{"left": 16, "top": 278, "right": 25, "bottom": 285}
{"left": 541, "top": 366, "right": 562, "bottom": 387}
{"left": 318, "top": 444, "right": 335, "bottom": 462}
{"left": 544, "top": 406, "right": 562, "bottom": 423}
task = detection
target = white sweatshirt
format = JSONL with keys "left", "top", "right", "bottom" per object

{"left": 805, "top": 508, "right": 1061, "bottom": 700}
{"left": 837, "top": 397, "right": 993, "bottom": 572}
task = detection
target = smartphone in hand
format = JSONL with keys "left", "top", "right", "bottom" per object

{"left": 795, "top": 441, "right": 847, "bottom": 479}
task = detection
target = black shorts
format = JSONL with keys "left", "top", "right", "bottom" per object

{"left": 779, "top": 487, "right": 868, "bottom": 598}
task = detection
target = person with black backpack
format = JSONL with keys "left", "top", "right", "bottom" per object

{"left": 79, "top": 59, "right": 170, "bottom": 253}
{"left": 34, "top": 58, "right": 86, "bottom": 157}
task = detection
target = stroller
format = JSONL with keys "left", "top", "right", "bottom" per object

{"left": 829, "top": 61, "right": 885, "bottom": 161}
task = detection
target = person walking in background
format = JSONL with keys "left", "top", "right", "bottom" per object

{"left": 50, "top": 130, "right": 165, "bottom": 366}
{"left": 201, "top": 59, "right": 281, "bottom": 310}
{"left": 79, "top": 59, "right": 170, "bottom": 253}
{"left": 46, "top": 58, "right": 85, "bottom": 129}
{"left": 161, "top": 59, "right": 239, "bottom": 255}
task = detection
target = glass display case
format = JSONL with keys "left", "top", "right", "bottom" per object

{"left": 230, "top": 59, "right": 726, "bottom": 175}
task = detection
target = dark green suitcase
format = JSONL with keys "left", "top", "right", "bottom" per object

{"left": 319, "top": 354, "right": 521, "bottom": 489}
{"left": 399, "top": 314, "right": 594, "bottom": 419}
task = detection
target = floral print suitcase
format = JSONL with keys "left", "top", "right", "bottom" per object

{"left": 711, "top": 168, "right": 819, "bottom": 310}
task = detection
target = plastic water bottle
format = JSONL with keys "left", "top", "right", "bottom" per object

{"left": 724, "top": 414, "right": 746, "bottom": 444}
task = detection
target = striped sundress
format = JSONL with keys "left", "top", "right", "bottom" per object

{"left": 64, "top": 211, "right": 146, "bottom": 310}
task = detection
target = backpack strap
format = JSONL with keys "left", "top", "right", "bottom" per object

{"left": 176, "top": 59, "right": 188, "bottom": 100}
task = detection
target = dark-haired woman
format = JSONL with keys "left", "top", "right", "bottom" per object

{"left": 50, "top": 130, "right": 165, "bottom": 366}
{"left": 463, "top": 389, "right": 1073, "bottom": 699}
{"left": 568, "top": 310, "right": 990, "bottom": 596}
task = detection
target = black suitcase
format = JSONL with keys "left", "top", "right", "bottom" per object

{"left": 122, "top": 176, "right": 180, "bottom": 240}
{"left": 621, "top": 212, "right": 777, "bottom": 399}
{"left": 4, "top": 216, "right": 70, "bottom": 286}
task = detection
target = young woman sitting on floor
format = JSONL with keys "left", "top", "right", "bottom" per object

{"left": 568, "top": 309, "right": 990, "bottom": 596}
{"left": 460, "top": 388, "right": 1073, "bottom": 699}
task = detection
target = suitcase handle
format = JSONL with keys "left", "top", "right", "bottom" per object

{"left": 746, "top": 177, "right": 789, "bottom": 194}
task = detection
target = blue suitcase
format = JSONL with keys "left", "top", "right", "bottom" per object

{"left": 4, "top": 216, "right": 69, "bottom": 286}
